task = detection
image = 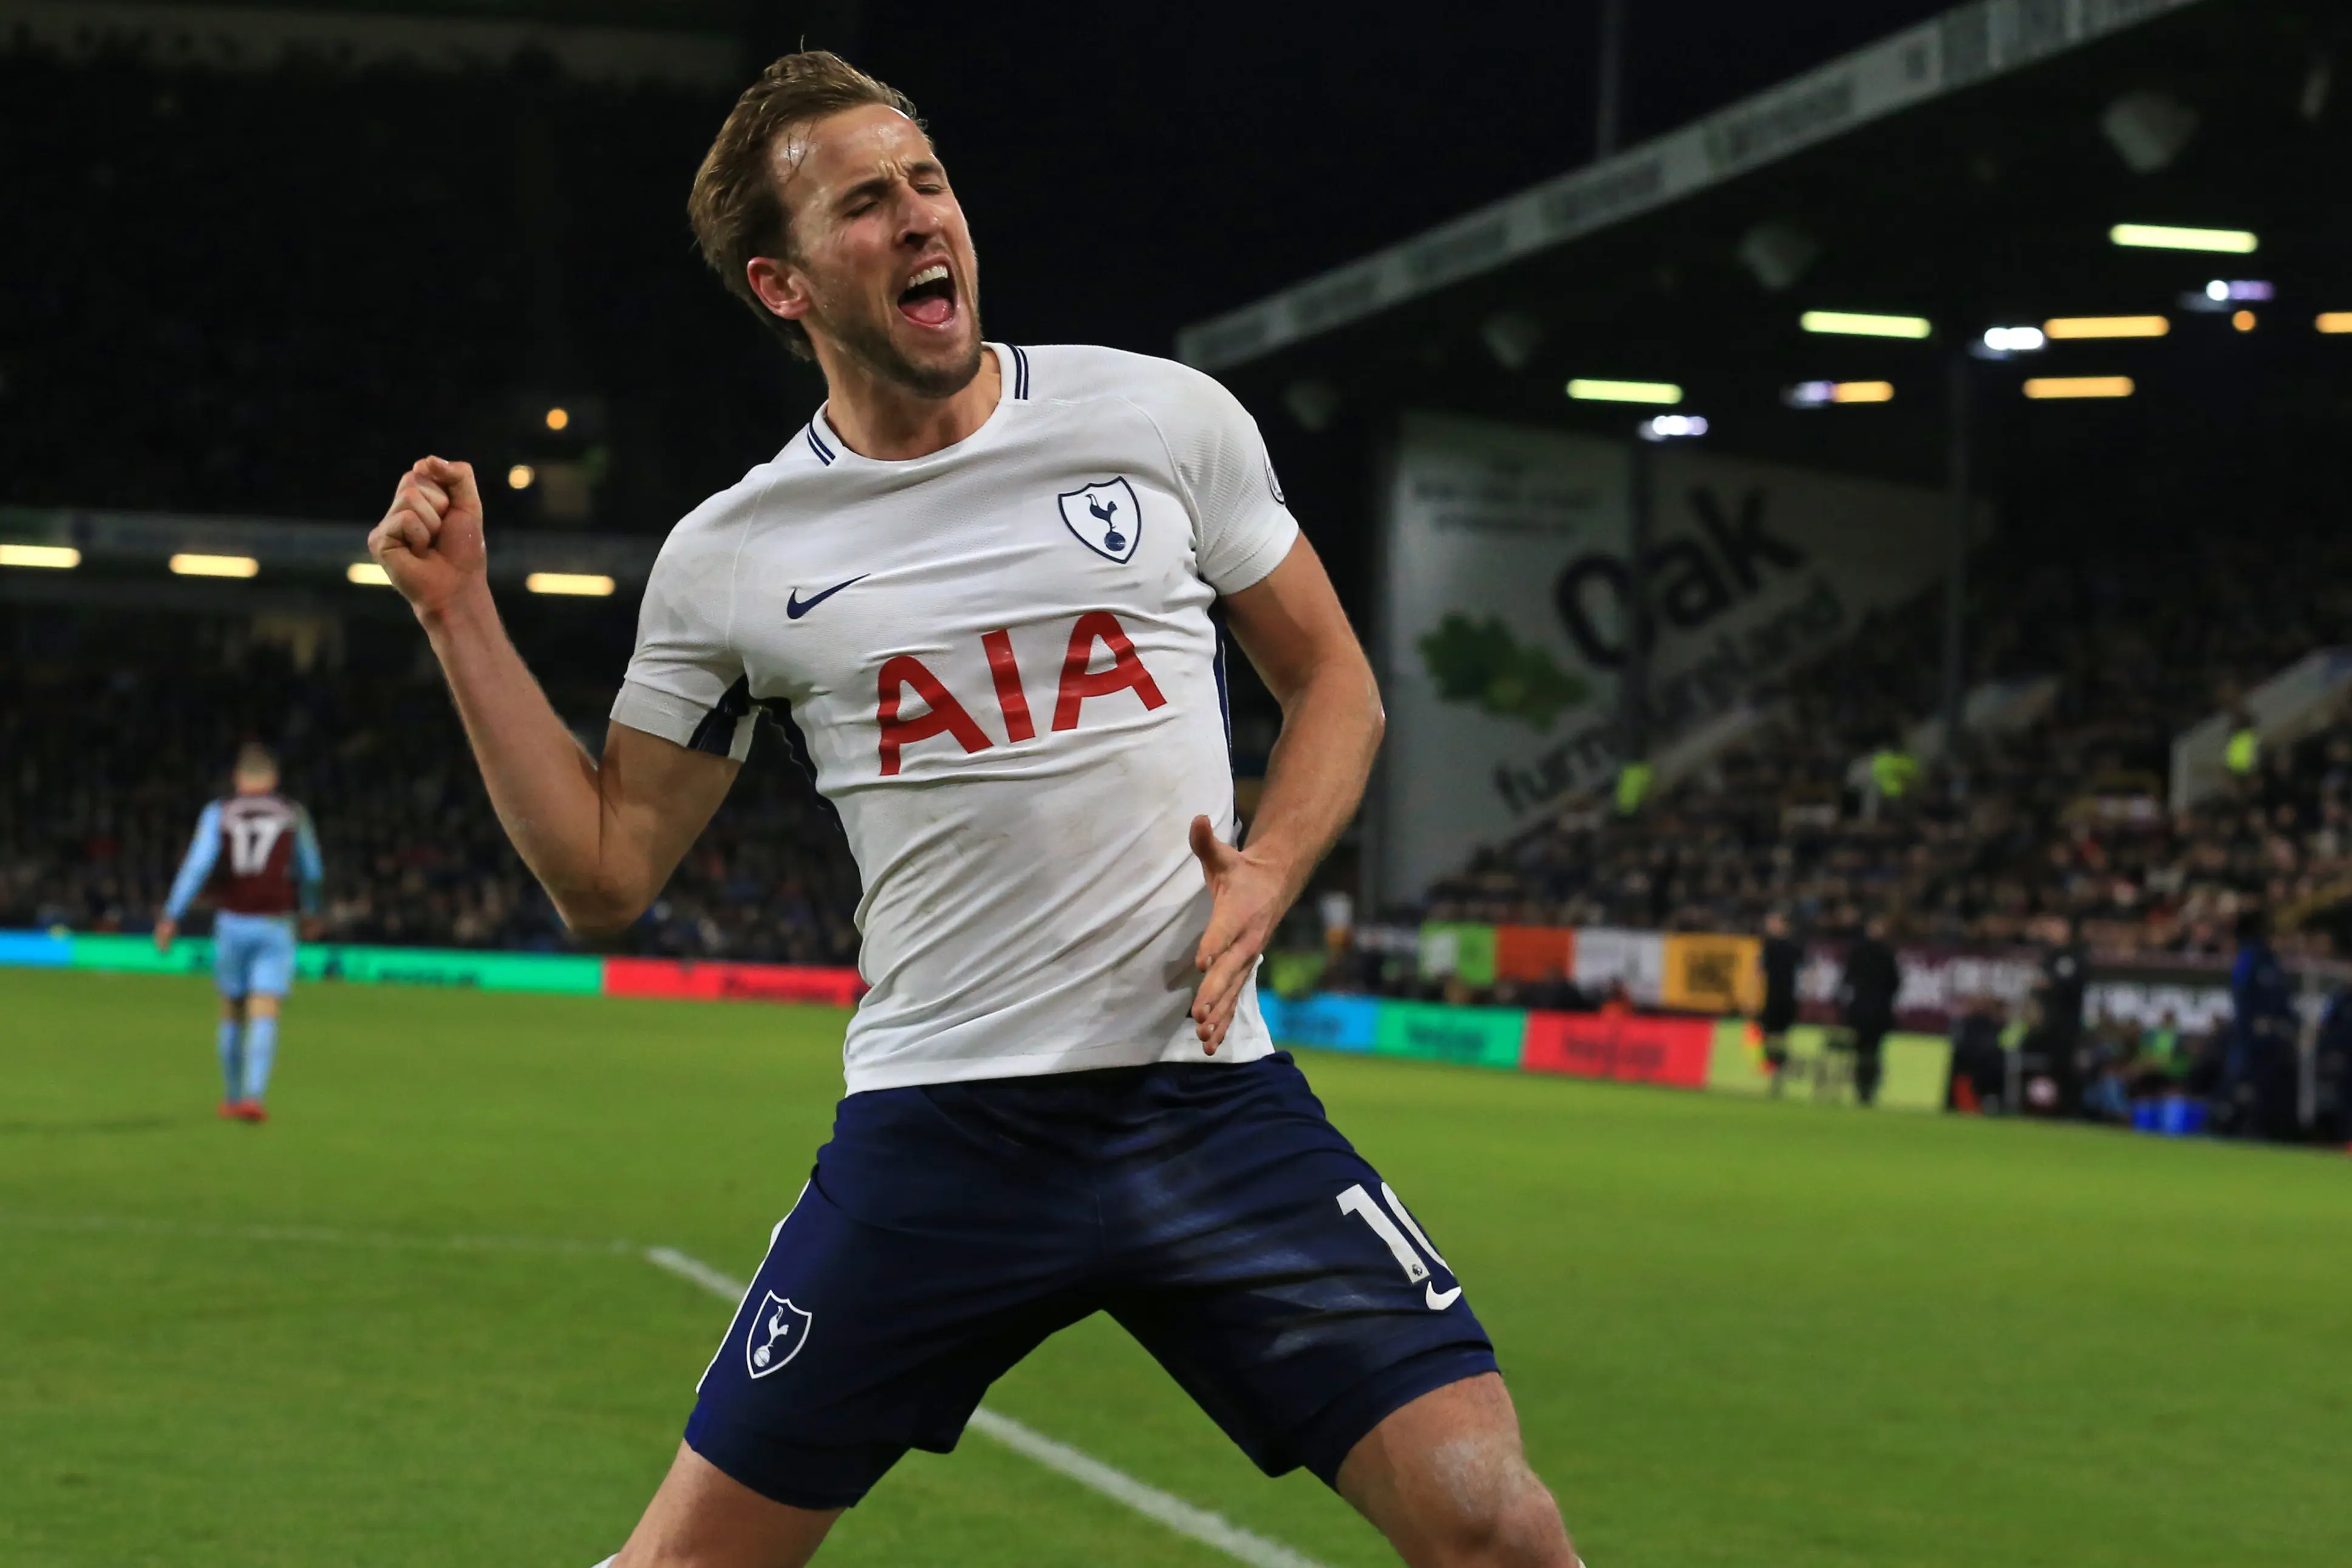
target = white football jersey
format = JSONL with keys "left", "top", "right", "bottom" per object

{"left": 612, "top": 343, "right": 1299, "bottom": 1092}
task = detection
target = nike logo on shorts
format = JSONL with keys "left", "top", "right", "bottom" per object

{"left": 786, "top": 575, "right": 868, "bottom": 619}
{"left": 1425, "top": 1283, "right": 1462, "bottom": 1311}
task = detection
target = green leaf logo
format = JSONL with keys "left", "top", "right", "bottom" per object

{"left": 1416, "top": 613, "right": 1589, "bottom": 731}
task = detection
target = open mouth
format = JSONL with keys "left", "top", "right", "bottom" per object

{"left": 897, "top": 262, "right": 956, "bottom": 329}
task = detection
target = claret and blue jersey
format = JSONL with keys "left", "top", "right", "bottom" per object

{"left": 165, "top": 792, "right": 324, "bottom": 999}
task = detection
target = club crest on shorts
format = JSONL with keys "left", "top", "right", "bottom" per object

{"left": 745, "top": 1292, "right": 813, "bottom": 1379}
{"left": 1058, "top": 477, "right": 1142, "bottom": 564}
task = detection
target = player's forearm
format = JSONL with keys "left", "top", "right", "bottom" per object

{"left": 417, "top": 588, "right": 635, "bottom": 930}
{"left": 1244, "top": 656, "right": 1384, "bottom": 903}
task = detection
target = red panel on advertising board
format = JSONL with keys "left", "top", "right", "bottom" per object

{"left": 602, "top": 957, "right": 865, "bottom": 1008}
{"left": 1494, "top": 925, "right": 1575, "bottom": 982}
{"left": 1521, "top": 1011, "right": 1710, "bottom": 1089}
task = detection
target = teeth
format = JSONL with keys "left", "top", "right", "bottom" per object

{"left": 907, "top": 264, "right": 949, "bottom": 288}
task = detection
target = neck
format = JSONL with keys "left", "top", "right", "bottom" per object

{"left": 816, "top": 344, "right": 1000, "bottom": 461}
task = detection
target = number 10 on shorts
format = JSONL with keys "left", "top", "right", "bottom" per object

{"left": 1338, "top": 1182, "right": 1462, "bottom": 1309}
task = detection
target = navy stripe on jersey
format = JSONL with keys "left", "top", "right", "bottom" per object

{"left": 1010, "top": 344, "right": 1030, "bottom": 400}
{"left": 759, "top": 697, "right": 848, "bottom": 839}
{"left": 689, "top": 676, "right": 755, "bottom": 755}
{"left": 805, "top": 423, "right": 836, "bottom": 466}
{"left": 1213, "top": 629, "right": 1232, "bottom": 754}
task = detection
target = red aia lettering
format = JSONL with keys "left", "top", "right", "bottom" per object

{"left": 1053, "top": 611, "right": 1167, "bottom": 731}
{"left": 876, "top": 655, "right": 994, "bottom": 777}
{"left": 981, "top": 629, "right": 1035, "bottom": 743}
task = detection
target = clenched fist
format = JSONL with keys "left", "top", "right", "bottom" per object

{"left": 369, "top": 456, "right": 487, "bottom": 621}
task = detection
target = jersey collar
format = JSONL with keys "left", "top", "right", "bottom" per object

{"left": 806, "top": 343, "right": 1021, "bottom": 471}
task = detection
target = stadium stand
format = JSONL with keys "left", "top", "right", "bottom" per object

{"left": 0, "top": 643, "right": 862, "bottom": 964}
{"left": 1417, "top": 510, "right": 2352, "bottom": 961}
{"left": 5, "top": 21, "right": 2349, "bottom": 1001}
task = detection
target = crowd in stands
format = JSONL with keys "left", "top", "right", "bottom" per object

{"left": 1419, "top": 519, "right": 2352, "bottom": 965}
{"left": 0, "top": 645, "right": 862, "bottom": 967}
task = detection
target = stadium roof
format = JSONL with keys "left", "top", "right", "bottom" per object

{"left": 0, "top": 0, "right": 746, "bottom": 86}
{"left": 1176, "top": 0, "right": 2352, "bottom": 489}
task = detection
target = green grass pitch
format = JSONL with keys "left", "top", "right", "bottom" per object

{"left": 2, "top": 967, "right": 2347, "bottom": 1567}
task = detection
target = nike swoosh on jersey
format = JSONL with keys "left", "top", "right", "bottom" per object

{"left": 786, "top": 575, "right": 869, "bottom": 619}
{"left": 1425, "top": 1282, "right": 1463, "bottom": 1311}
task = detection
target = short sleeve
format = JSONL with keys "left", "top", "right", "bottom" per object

{"left": 610, "top": 516, "right": 755, "bottom": 763}
{"left": 1161, "top": 370, "right": 1300, "bottom": 596}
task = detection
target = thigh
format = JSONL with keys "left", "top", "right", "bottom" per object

{"left": 684, "top": 1103, "right": 1100, "bottom": 1510}
{"left": 615, "top": 1442, "right": 838, "bottom": 1568}
{"left": 1105, "top": 1055, "right": 1495, "bottom": 1485}
{"left": 248, "top": 925, "right": 296, "bottom": 998}
{"left": 213, "top": 920, "right": 254, "bottom": 999}
{"left": 1334, "top": 1373, "right": 1575, "bottom": 1568}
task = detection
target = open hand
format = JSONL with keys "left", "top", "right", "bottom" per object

{"left": 369, "top": 457, "right": 488, "bottom": 621}
{"left": 1188, "top": 815, "right": 1294, "bottom": 1053}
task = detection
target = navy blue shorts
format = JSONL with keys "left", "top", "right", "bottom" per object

{"left": 684, "top": 1052, "right": 1495, "bottom": 1510}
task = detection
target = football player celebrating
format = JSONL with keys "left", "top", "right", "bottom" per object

{"left": 370, "top": 52, "right": 1577, "bottom": 1568}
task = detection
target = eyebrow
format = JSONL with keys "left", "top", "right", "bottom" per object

{"left": 834, "top": 158, "right": 947, "bottom": 208}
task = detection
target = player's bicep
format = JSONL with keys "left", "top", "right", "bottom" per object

{"left": 1219, "top": 536, "right": 1374, "bottom": 709}
{"left": 598, "top": 720, "right": 741, "bottom": 905}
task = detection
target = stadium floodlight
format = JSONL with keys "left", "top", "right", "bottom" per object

{"left": 1567, "top": 378, "right": 1682, "bottom": 404}
{"left": 525, "top": 571, "right": 616, "bottom": 597}
{"left": 1799, "top": 310, "right": 1931, "bottom": 339}
{"left": 169, "top": 553, "right": 259, "bottom": 578}
{"left": 2316, "top": 313, "right": 2352, "bottom": 335}
{"left": 545, "top": 406, "right": 571, "bottom": 431}
{"left": 2205, "top": 279, "right": 2272, "bottom": 302}
{"left": 1782, "top": 381, "right": 1893, "bottom": 407}
{"left": 0, "top": 543, "right": 80, "bottom": 569}
{"left": 2023, "top": 376, "right": 2134, "bottom": 400}
{"left": 1636, "top": 414, "right": 1709, "bottom": 441}
{"left": 2044, "top": 315, "right": 2170, "bottom": 339}
{"left": 1982, "top": 326, "right": 2047, "bottom": 353}
{"left": 2233, "top": 310, "right": 2257, "bottom": 333}
{"left": 347, "top": 562, "right": 392, "bottom": 585}
{"left": 2109, "top": 222, "right": 2257, "bottom": 254}
{"left": 508, "top": 463, "right": 537, "bottom": 490}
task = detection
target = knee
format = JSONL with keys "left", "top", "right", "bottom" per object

{"left": 1427, "top": 1464, "right": 1576, "bottom": 1568}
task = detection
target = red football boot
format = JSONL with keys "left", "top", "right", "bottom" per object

{"left": 217, "top": 1102, "right": 241, "bottom": 1119}
{"left": 233, "top": 1100, "right": 269, "bottom": 1123}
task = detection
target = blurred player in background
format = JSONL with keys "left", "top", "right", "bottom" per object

{"left": 154, "top": 743, "right": 324, "bottom": 1123}
{"left": 1756, "top": 910, "right": 1802, "bottom": 1093}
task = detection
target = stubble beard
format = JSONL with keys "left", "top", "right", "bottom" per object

{"left": 815, "top": 290, "right": 987, "bottom": 401}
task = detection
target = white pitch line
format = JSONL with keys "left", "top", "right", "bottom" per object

{"left": 962, "top": 1406, "right": 1334, "bottom": 1568}
{"left": 642, "top": 1244, "right": 754, "bottom": 1301}
{"left": 646, "top": 1249, "right": 1335, "bottom": 1568}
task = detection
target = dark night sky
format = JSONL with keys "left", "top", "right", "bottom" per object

{"left": 799, "top": 1, "right": 1959, "bottom": 354}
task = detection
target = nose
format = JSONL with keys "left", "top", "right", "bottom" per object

{"left": 894, "top": 185, "right": 949, "bottom": 249}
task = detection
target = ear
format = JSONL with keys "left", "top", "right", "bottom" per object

{"left": 746, "top": 254, "right": 811, "bottom": 325}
